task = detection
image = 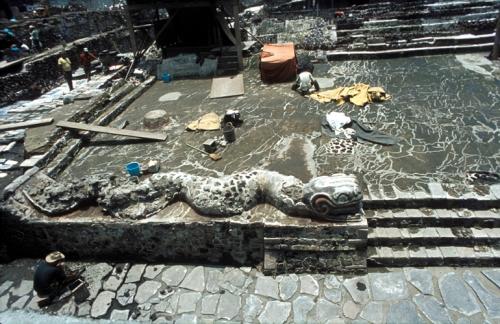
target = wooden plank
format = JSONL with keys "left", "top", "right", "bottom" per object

{"left": 56, "top": 121, "right": 167, "bottom": 141}
{"left": 214, "top": 10, "right": 237, "bottom": 46}
{"left": 0, "top": 118, "right": 53, "bottom": 131}
{"left": 209, "top": 74, "right": 244, "bottom": 99}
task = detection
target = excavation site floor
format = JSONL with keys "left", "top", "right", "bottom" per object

{"left": 60, "top": 53, "right": 500, "bottom": 195}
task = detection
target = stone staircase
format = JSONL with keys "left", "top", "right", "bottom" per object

{"left": 330, "top": 0, "right": 499, "bottom": 57}
{"left": 367, "top": 208, "right": 500, "bottom": 267}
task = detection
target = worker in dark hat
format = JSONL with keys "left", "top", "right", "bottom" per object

{"left": 33, "top": 251, "right": 73, "bottom": 302}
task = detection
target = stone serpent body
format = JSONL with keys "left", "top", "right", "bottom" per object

{"left": 23, "top": 170, "right": 363, "bottom": 221}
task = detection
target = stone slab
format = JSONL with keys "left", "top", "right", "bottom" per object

{"left": 369, "top": 272, "right": 408, "bottom": 301}
{"left": 292, "top": 295, "right": 315, "bottom": 323}
{"left": 439, "top": 272, "right": 481, "bottom": 316}
{"left": 125, "top": 264, "right": 146, "bottom": 284}
{"left": 144, "top": 265, "right": 166, "bottom": 280}
{"left": 217, "top": 292, "right": 241, "bottom": 320}
{"left": 278, "top": 274, "right": 298, "bottom": 301}
{"left": 255, "top": 276, "right": 279, "bottom": 299}
{"left": 135, "top": 280, "right": 162, "bottom": 304}
{"left": 162, "top": 266, "right": 188, "bottom": 287}
{"left": 404, "top": 268, "right": 434, "bottom": 295}
{"left": 91, "top": 291, "right": 115, "bottom": 318}
{"left": 463, "top": 271, "right": 500, "bottom": 319}
{"left": 482, "top": 269, "right": 500, "bottom": 289}
{"left": 343, "top": 276, "right": 371, "bottom": 304}
{"left": 299, "top": 275, "right": 319, "bottom": 297}
{"left": 414, "top": 294, "right": 452, "bottom": 324}
{"left": 179, "top": 266, "right": 205, "bottom": 292}
{"left": 177, "top": 292, "right": 201, "bottom": 314}
{"left": 360, "top": 301, "right": 385, "bottom": 324}
{"left": 258, "top": 300, "right": 291, "bottom": 324}
{"left": 386, "top": 300, "right": 423, "bottom": 324}
{"left": 243, "top": 295, "right": 263, "bottom": 323}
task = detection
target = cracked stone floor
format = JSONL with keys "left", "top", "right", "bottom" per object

{"left": 0, "top": 259, "right": 499, "bottom": 323}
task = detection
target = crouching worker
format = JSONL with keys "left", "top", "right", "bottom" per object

{"left": 33, "top": 251, "right": 78, "bottom": 305}
{"left": 292, "top": 70, "right": 320, "bottom": 96}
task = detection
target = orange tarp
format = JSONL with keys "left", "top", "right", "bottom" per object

{"left": 260, "top": 43, "right": 297, "bottom": 83}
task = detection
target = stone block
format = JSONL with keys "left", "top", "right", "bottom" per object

{"left": 439, "top": 246, "right": 459, "bottom": 259}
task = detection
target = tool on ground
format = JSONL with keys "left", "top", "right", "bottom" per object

{"left": 184, "top": 142, "right": 222, "bottom": 161}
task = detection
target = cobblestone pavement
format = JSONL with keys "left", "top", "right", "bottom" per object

{"left": 0, "top": 260, "right": 499, "bottom": 323}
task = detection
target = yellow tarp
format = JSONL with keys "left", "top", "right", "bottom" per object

{"left": 186, "top": 112, "right": 221, "bottom": 131}
{"left": 309, "top": 83, "right": 391, "bottom": 106}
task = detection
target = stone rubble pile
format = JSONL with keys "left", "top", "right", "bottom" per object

{"left": 242, "top": 0, "right": 497, "bottom": 51}
{"left": 6, "top": 11, "right": 126, "bottom": 51}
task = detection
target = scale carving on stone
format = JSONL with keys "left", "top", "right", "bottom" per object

{"left": 20, "top": 171, "right": 363, "bottom": 221}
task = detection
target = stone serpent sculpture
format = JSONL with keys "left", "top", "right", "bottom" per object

{"left": 22, "top": 170, "right": 363, "bottom": 221}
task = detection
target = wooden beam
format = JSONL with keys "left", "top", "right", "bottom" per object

{"left": 56, "top": 121, "right": 167, "bottom": 141}
{"left": 214, "top": 10, "right": 237, "bottom": 46}
{"left": 232, "top": 0, "right": 243, "bottom": 69}
{"left": 155, "top": 11, "right": 178, "bottom": 40}
{"left": 0, "top": 118, "right": 53, "bottom": 131}
{"left": 124, "top": 3, "right": 138, "bottom": 53}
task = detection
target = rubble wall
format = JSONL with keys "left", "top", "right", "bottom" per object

{"left": 0, "top": 29, "right": 130, "bottom": 106}
{"left": 2, "top": 218, "right": 265, "bottom": 266}
{"left": 263, "top": 221, "right": 367, "bottom": 274}
{"left": 7, "top": 10, "right": 126, "bottom": 49}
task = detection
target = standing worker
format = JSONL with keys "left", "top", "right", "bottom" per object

{"left": 79, "top": 48, "right": 96, "bottom": 81}
{"left": 292, "top": 68, "right": 320, "bottom": 96}
{"left": 58, "top": 51, "right": 73, "bottom": 91}
{"left": 29, "top": 25, "right": 42, "bottom": 52}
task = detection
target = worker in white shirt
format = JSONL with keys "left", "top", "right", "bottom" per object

{"left": 292, "top": 69, "right": 320, "bottom": 96}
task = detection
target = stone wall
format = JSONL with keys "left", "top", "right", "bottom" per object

{"left": 263, "top": 220, "right": 367, "bottom": 274}
{"left": 7, "top": 10, "right": 126, "bottom": 49}
{"left": 1, "top": 197, "right": 367, "bottom": 273}
{"left": 2, "top": 217, "right": 264, "bottom": 266}
{"left": 0, "top": 28, "right": 130, "bottom": 106}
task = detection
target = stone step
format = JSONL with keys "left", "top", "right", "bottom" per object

{"left": 367, "top": 245, "right": 500, "bottom": 267}
{"left": 338, "top": 32, "right": 495, "bottom": 49}
{"left": 366, "top": 209, "right": 500, "bottom": 227}
{"left": 264, "top": 236, "right": 366, "bottom": 252}
{"left": 327, "top": 42, "right": 494, "bottom": 60}
{"left": 263, "top": 220, "right": 367, "bottom": 240}
{"left": 368, "top": 226, "right": 500, "bottom": 246}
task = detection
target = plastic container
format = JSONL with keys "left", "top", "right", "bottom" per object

{"left": 162, "top": 72, "right": 171, "bottom": 83}
{"left": 126, "top": 162, "right": 141, "bottom": 176}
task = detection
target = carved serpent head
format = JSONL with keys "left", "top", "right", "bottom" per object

{"left": 303, "top": 174, "right": 362, "bottom": 219}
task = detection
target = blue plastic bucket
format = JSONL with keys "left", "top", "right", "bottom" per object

{"left": 162, "top": 72, "right": 171, "bottom": 83}
{"left": 126, "top": 162, "right": 141, "bottom": 176}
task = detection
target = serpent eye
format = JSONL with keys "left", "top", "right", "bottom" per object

{"left": 336, "top": 193, "right": 349, "bottom": 204}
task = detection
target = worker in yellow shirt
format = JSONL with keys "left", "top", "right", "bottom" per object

{"left": 57, "top": 51, "right": 73, "bottom": 91}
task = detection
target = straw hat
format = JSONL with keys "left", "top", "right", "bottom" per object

{"left": 45, "top": 251, "right": 65, "bottom": 264}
